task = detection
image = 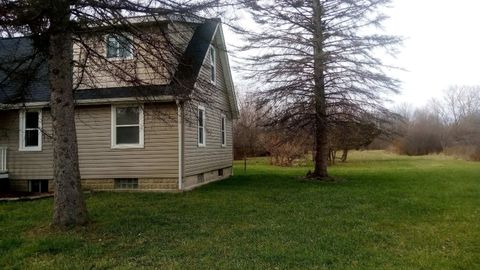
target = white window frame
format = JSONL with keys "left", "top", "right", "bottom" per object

{"left": 198, "top": 105, "right": 206, "bottom": 147}
{"left": 19, "top": 109, "right": 42, "bottom": 152}
{"left": 209, "top": 45, "right": 216, "bottom": 85}
{"left": 111, "top": 104, "right": 144, "bottom": 149}
{"left": 105, "top": 34, "right": 134, "bottom": 60}
{"left": 221, "top": 114, "right": 227, "bottom": 147}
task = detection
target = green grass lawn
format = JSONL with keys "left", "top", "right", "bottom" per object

{"left": 1, "top": 151, "right": 479, "bottom": 269}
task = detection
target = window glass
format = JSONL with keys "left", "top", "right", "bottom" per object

{"left": 118, "top": 36, "right": 132, "bottom": 58}
{"left": 221, "top": 117, "right": 226, "bottom": 146}
{"left": 25, "top": 112, "right": 39, "bottom": 129}
{"left": 198, "top": 108, "right": 205, "bottom": 145}
{"left": 210, "top": 47, "right": 216, "bottom": 83}
{"left": 116, "top": 107, "right": 139, "bottom": 125}
{"left": 29, "top": 180, "right": 48, "bottom": 193}
{"left": 198, "top": 128, "right": 204, "bottom": 145}
{"left": 210, "top": 47, "right": 215, "bottom": 64}
{"left": 107, "top": 36, "right": 118, "bottom": 58}
{"left": 107, "top": 35, "right": 132, "bottom": 58}
{"left": 25, "top": 130, "right": 39, "bottom": 147}
{"left": 115, "top": 179, "right": 138, "bottom": 189}
{"left": 198, "top": 110, "right": 204, "bottom": 127}
{"left": 117, "top": 126, "right": 140, "bottom": 145}
{"left": 211, "top": 66, "right": 216, "bottom": 82}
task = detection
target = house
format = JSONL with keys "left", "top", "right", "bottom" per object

{"left": 0, "top": 17, "right": 238, "bottom": 192}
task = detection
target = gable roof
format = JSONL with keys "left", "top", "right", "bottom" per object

{"left": 172, "top": 19, "right": 219, "bottom": 90}
{"left": 0, "top": 18, "right": 238, "bottom": 117}
{"left": 215, "top": 24, "right": 239, "bottom": 118}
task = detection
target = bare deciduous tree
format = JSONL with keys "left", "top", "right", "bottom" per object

{"left": 236, "top": 0, "right": 401, "bottom": 179}
{"left": 390, "top": 85, "right": 480, "bottom": 160}
{"left": 233, "top": 92, "right": 266, "bottom": 160}
{"left": 440, "top": 85, "right": 480, "bottom": 125}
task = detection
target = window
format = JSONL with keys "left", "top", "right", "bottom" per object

{"left": 19, "top": 110, "right": 42, "bottom": 151}
{"left": 29, "top": 180, "right": 48, "bottom": 193}
{"left": 115, "top": 178, "right": 138, "bottom": 189}
{"left": 197, "top": 173, "right": 205, "bottom": 183}
{"left": 111, "top": 105, "right": 144, "bottom": 148}
{"left": 209, "top": 46, "right": 216, "bottom": 84}
{"left": 221, "top": 115, "right": 226, "bottom": 147}
{"left": 218, "top": 169, "right": 224, "bottom": 177}
{"left": 106, "top": 34, "right": 133, "bottom": 59}
{"left": 198, "top": 106, "right": 206, "bottom": 147}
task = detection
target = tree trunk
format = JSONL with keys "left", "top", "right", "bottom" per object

{"left": 311, "top": 0, "right": 329, "bottom": 179}
{"left": 48, "top": 13, "right": 88, "bottom": 227}
{"left": 243, "top": 148, "right": 247, "bottom": 173}
{"left": 341, "top": 149, "right": 348, "bottom": 162}
{"left": 329, "top": 149, "right": 336, "bottom": 165}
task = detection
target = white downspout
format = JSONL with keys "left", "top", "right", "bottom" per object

{"left": 176, "top": 100, "right": 183, "bottom": 191}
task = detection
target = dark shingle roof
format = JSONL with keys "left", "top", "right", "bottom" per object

{"left": 172, "top": 19, "right": 219, "bottom": 89}
{"left": 0, "top": 38, "right": 50, "bottom": 103}
{"left": 74, "top": 85, "right": 173, "bottom": 100}
{"left": 0, "top": 19, "right": 219, "bottom": 105}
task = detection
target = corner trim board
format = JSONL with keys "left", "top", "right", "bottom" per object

{"left": 177, "top": 100, "right": 184, "bottom": 190}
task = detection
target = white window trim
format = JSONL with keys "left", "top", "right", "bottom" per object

{"left": 198, "top": 105, "right": 206, "bottom": 147}
{"left": 209, "top": 45, "right": 216, "bottom": 85}
{"left": 105, "top": 34, "right": 134, "bottom": 61}
{"left": 19, "top": 109, "right": 42, "bottom": 152}
{"left": 221, "top": 114, "right": 227, "bottom": 148}
{"left": 111, "top": 104, "right": 144, "bottom": 149}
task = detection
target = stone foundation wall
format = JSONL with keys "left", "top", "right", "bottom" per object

{"left": 138, "top": 178, "right": 178, "bottom": 190}
{"left": 183, "top": 167, "right": 232, "bottom": 190}
{"left": 9, "top": 178, "right": 178, "bottom": 192}
{"left": 9, "top": 180, "right": 29, "bottom": 192}
{"left": 9, "top": 167, "right": 232, "bottom": 192}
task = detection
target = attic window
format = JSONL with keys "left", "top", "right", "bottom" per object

{"left": 106, "top": 34, "right": 133, "bottom": 59}
{"left": 221, "top": 115, "right": 226, "bottom": 147}
{"left": 209, "top": 46, "right": 216, "bottom": 84}
{"left": 198, "top": 106, "right": 206, "bottom": 147}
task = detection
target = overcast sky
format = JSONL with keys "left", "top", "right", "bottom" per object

{"left": 384, "top": 0, "right": 480, "bottom": 107}
{"left": 224, "top": 0, "right": 480, "bottom": 108}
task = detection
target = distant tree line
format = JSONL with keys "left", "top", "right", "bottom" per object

{"left": 388, "top": 85, "right": 480, "bottom": 161}
{"left": 234, "top": 85, "right": 480, "bottom": 165}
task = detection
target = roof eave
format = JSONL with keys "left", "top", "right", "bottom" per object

{"left": 0, "top": 95, "right": 177, "bottom": 110}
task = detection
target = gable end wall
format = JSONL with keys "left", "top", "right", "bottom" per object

{"left": 182, "top": 35, "right": 234, "bottom": 189}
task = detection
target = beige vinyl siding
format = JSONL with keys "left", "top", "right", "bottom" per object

{"left": 0, "top": 103, "right": 179, "bottom": 180}
{"left": 0, "top": 115, "right": 10, "bottom": 146}
{"left": 183, "top": 33, "right": 234, "bottom": 177}
{"left": 73, "top": 23, "right": 196, "bottom": 89}
{"left": 77, "top": 103, "right": 179, "bottom": 178}
{"left": 0, "top": 110, "right": 53, "bottom": 179}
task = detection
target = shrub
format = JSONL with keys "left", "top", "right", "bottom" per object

{"left": 444, "top": 145, "right": 480, "bottom": 161}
